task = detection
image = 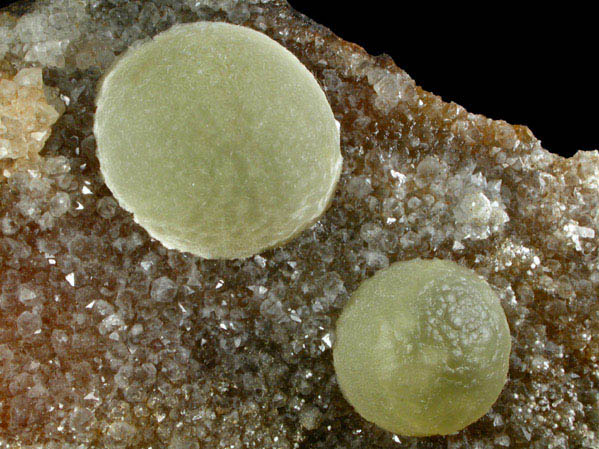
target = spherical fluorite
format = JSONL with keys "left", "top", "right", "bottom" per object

{"left": 333, "top": 259, "right": 511, "bottom": 436}
{"left": 94, "top": 22, "right": 342, "bottom": 259}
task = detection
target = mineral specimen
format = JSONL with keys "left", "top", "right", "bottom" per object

{"left": 0, "top": 0, "right": 598, "bottom": 448}
{"left": 333, "top": 259, "right": 511, "bottom": 436}
{"left": 94, "top": 21, "right": 342, "bottom": 259}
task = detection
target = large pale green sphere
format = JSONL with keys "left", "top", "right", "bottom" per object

{"left": 94, "top": 22, "right": 341, "bottom": 259}
{"left": 333, "top": 259, "right": 511, "bottom": 436}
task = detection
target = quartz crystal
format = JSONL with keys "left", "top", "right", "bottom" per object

{"left": 0, "top": 1, "right": 598, "bottom": 448}
{"left": 0, "top": 67, "right": 60, "bottom": 176}
{"left": 333, "top": 259, "right": 511, "bottom": 436}
{"left": 94, "top": 21, "right": 342, "bottom": 259}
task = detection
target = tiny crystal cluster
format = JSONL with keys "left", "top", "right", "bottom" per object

{"left": 0, "top": 1, "right": 598, "bottom": 448}
{"left": 0, "top": 67, "right": 60, "bottom": 176}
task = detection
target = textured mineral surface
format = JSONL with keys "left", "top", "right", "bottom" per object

{"left": 0, "top": 1, "right": 598, "bottom": 448}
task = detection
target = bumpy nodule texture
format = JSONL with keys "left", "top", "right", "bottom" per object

{"left": 334, "top": 259, "right": 511, "bottom": 436}
{"left": 94, "top": 21, "right": 342, "bottom": 259}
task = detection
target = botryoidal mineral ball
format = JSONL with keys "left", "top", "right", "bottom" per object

{"left": 333, "top": 259, "right": 511, "bottom": 436}
{"left": 94, "top": 22, "right": 342, "bottom": 259}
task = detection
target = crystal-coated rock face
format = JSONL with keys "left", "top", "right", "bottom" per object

{"left": 94, "top": 22, "right": 342, "bottom": 259}
{"left": 0, "top": 1, "right": 598, "bottom": 448}
{"left": 334, "top": 259, "right": 511, "bottom": 436}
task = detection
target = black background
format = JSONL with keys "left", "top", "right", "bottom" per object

{"left": 1, "top": 0, "right": 594, "bottom": 158}
{"left": 288, "top": 2, "right": 595, "bottom": 158}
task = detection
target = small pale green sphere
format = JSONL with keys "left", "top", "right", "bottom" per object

{"left": 94, "top": 22, "right": 341, "bottom": 259}
{"left": 333, "top": 259, "right": 511, "bottom": 436}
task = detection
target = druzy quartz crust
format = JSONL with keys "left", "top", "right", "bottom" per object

{"left": 1, "top": 1, "right": 598, "bottom": 448}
